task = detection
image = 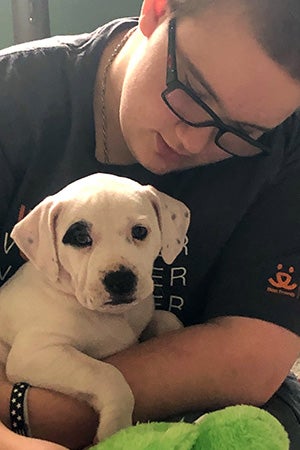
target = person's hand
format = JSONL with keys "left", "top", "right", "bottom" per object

{"left": 0, "top": 421, "right": 69, "bottom": 450}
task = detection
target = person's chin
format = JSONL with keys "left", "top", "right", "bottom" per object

{"left": 129, "top": 143, "right": 186, "bottom": 174}
{"left": 140, "top": 155, "right": 194, "bottom": 175}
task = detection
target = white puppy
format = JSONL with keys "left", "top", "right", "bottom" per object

{"left": 0, "top": 173, "right": 190, "bottom": 442}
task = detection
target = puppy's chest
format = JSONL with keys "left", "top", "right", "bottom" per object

{"left": 71, "top": 312, "right": 139, "bottom": 360}
{"left": 68, "top": 298, "right": 154, "bottom": 360}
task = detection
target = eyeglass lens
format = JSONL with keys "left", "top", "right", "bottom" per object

{"left": 164, "top": 88, "right": 262, "bottom": 157}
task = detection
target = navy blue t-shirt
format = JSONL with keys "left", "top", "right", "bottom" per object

{"left": 1, "top": 18, "right": 300, "bottom": 334}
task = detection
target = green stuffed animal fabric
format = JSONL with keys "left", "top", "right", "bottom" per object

{"left": 90, "top": 405, "right": 289, "bottom": 450}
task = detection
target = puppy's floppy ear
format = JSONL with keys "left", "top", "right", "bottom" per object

{"left": 11, "top": 196, "right": 62, "bottom": 283}
{"left": 144, "top": 186, "right": 190, "bottom": 264}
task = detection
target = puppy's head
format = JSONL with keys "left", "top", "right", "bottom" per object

{"left": 11, "top": 174, "right": 190, "bottom": 312}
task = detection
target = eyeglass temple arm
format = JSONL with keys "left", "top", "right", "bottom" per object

{"left": 166, "top": 18, "right": 177, "bottom": 85}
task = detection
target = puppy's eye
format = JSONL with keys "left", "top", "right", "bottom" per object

{"left": 131, "top": 225, "right": 148, "bottom": 241}
{"left": 62, "top": 221, "right": 92, "bottom": 248}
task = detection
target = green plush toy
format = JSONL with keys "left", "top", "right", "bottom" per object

{"left": 90, "top": 405, "right": 289, "bottom": 450}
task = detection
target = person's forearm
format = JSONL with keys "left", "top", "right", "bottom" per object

{"left": 0, "top": 379, "right": 98, "bottom": 450}
{"left": 107, "top": 321, "right": 243, "bottom": 422}
{"left": 106, "top": 316, "right": 300, "bottom": 422}
{"left": 0, "top": 381, "right": 11, "bottom": 428}
{"left": 28, "top": 386, "right": 98, "bottom": 449}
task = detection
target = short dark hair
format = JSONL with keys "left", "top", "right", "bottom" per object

{"left": 168, "top": 0, "right": 300, "bottom": 81}
{"left": 168, "top": 0, "right": 211, "bottom": 16}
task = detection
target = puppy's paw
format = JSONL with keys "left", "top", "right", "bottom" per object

{"left": 140, "top": 310, "right": 183, "bottom": 341}
{"left": 95, "top": 413, "right": 132, "bottom": 442}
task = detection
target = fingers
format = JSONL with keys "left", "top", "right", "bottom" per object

{"left": 0, "top": 421, "right": 69, "bottom": 450}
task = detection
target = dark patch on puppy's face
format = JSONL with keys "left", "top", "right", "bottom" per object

{"left": 62, "top": 220, "right": 93, "bottom": 248}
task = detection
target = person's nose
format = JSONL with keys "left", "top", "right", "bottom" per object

{"left": 175, "top": 121, "right": 216, "bottom": 155}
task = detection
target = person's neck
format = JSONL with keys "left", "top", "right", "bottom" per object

{"left": 93, "top": 27, "right": 139, "bottom": 165}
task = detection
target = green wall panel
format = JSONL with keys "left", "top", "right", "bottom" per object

{"left": 49, "top": 0, "right": 141, "bottom": 35}
{"left": 0, "top": 0, "right": 14, "bottom": 49}
{"left": 0, "top": 0, "right": 142, "bottom": 50}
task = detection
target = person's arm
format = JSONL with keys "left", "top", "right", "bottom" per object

{"left": 0, "top": 316, "right": 298, "bottom": 447}
{"left": 106, "top": 316, "right": 300, "bottom": 422}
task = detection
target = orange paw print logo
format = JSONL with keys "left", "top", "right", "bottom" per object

{"left": 268, "top": 264, "right": 298, "bottom": 291}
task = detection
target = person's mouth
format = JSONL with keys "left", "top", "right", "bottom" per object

{"left": 156, "top": 133, "right": 188, "bottom": 161}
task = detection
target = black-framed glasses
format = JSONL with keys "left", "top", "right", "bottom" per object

{"left": 161, "top": 18, "right": 271, "bottom": 158}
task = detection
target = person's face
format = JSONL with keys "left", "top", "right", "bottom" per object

{"left": 119, "top": 4, "right": 300, "bottom": 174}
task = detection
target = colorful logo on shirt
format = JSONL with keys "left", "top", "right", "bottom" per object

{"left": 266, "top": 264, "right": 298, "bottom": 298}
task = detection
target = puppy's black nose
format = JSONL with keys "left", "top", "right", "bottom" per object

{"left": 103, "top": 265, "right": 137, "bottom": 303}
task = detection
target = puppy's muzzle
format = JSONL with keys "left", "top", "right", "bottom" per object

{"left": 103, "top": 265, "right": 137, "bottom": 305}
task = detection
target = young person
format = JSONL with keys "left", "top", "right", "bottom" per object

{"left": 0, "top": 0, "right": 300, "bottom": 448}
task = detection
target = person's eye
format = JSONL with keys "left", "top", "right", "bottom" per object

{"left": 242, "top": 128, "right": 264, "bottom": 140}
{"left": 251, "top": 130, "right": 264, "bottom": 140}
{"left": 184, "top": 75, "right": 210, "bottom": 101}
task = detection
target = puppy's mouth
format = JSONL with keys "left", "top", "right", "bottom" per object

{"left": 98, "top": 296, "right": 139, "bottom": 314}
{"left": 104, "top": 295, "right": 137, "bottom": 306}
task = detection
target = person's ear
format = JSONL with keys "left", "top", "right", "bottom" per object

{"left": 139, "top": 0, "right": 169, "bottom": 37}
